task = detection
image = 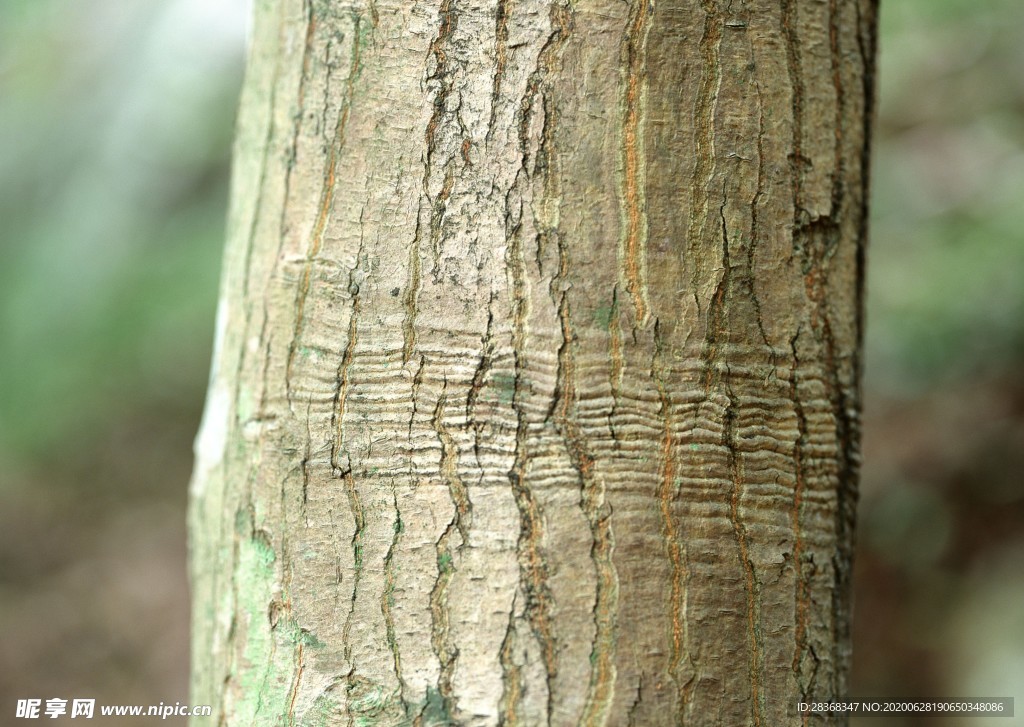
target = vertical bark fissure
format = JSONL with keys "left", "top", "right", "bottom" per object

{"left": 788, "top": 331, "right": 814, "bottom": 703}
{"left": 404, "top": 0, "right": 469, "bottom": 364}
{"left": 724, "top": 379, "right": 764, "bottom": 727}
{"left": 717, "top": 201, "right": 765, "bottom": 727}
{"left": 823, "top": 316, "right": 859, "bottom": 702}
{"left": 498, "top": 171, "right": 530, "bottom": 725}
{"left": 498, "top": 592, "right": 522, "bottom": 726}
{"left": 430, "top": 388, "right": 469, "bottom": 718}
{"left": 330, "top": 296, "right": 359, "bottom": 476}
{"left": 548, "top": 217, "right": 619, "bottom": 727}
{"left": 402, "top": 215, "right": 423, "bottom": 366}
{"left": 687, "top": 0, "right": 723, "bottom": 312}
{"left": 286, "top": 11, "right": 365, "bottom": 394}
{"left": 488, "top": 0, "right": 511, "bottom": 142}
{"left": 619, "top": 0, "right": 653, "bottom": 327}
{"left": 467, "top": 298, "right": 496, "bottom": 422}
{"left": 435, "top": 392, "right": 473, "bottom": 545}
{"left": 780, "top": 0, "right": 805, "bottom": 227}
{"left": 505, "top": 234, "right": 556, "bottom": 721}
{"left": 286, "top": 641, "right": 305, "bottom": 721}
{"left": 500, "top": 5, "right": 573, "bottom": 721}
{"left": 408, "top": 354, "right": 427, "bottom": 445}
{"left": 606, "top": 285, "right": 625, "bottom": 467}
{"left": 745, "top": 18, "right": 774, "bottom": 357}
{"left": 652, "top": 320, "right": 690, "bottom": 707}
{"left": 855, "top": 0, "right": 879, "bottom": 363}
{"left": 827, "top": 0, "right": 846, "bottom": 226}
{"left": 300, "top": 411, "right": 312, "bottom": 522}
{"left": 381, "top": 486, "right": 407, "bottom": 714}
{"left": 340, "top": 467, "right": 365, "bottom": 717}
{"left": 430, "top": 0, "right": 465, "bottom": 269}
{"left": 467, "top": 296, "right": 498, "bottom": 509}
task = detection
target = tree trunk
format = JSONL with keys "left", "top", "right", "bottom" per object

{"left": 188, "top": 0, "right": 876, "bottom": 724}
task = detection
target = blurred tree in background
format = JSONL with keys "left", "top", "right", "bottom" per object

{"left": 0, "top": 0, "right": 1021, "bottom": 724}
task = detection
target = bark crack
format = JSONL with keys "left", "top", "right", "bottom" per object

{"left": 619, "top": 0, "right": 653, "bottom": 327}
{"left": 548, "top": 223, "right": 620, "bottom": 727}
{"left": 341, "top": 469, "right": 365, "bottom": 676}
{"left": 286, "top": 12, "right": 367, "bottom": 398}
{"left": 652, "top": 319, "right": 690, "bottom": 711}
{"left": 687, "top": 0, "right": 723, "bottom": 318}
{"left": 788, "top": 330, "right": 813, "bottom": 700}
{"left": 487, "top": 0, "right": 511, "bottom": 144}
{"left": 330, "top": 259, "right": 362, "bottom": 478}
{"left": 500, "top": 4, "right": 574, "bottom": 719}
{"left": 381, "top": 485, "right": 409, "bottom": 715}
{"left": 429, "top": 385, "right": 470, "bottom": 720}
{"left": 723, "top": 379, "right": 765, "bottom": 727}
{"left": 781, "top": 0, "right": 805, "bottom": 227}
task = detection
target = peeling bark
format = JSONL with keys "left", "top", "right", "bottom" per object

{"left": 189, "top": 0, "right": 877, "bottom": 724}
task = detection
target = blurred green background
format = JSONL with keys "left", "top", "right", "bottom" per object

{"left": 1, "top": 0, "right": 1021, "bottom": 724}
{"left": 0, "top": 0, "right": 244, "bottom": 719}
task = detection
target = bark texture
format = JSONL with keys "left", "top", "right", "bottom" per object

{"left": 189, "top": 0, "right": 877, "bottom": 724}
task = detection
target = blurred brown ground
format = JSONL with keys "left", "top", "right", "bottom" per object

{"left": 1, "top": 1, "right": 1021, "bottom": 725}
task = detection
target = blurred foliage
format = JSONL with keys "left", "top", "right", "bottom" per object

{"left": 854, "top": 0, "right": 1024, "bottom": 722}
{"left": 0, "top": 0, "right": 245, "bottom": 719}
{"left": 0, "top": 0, "right": 243, "bottom": 469}
{"left": 867, "top": 0, "right": 1024, "bottom": 395}
{"left": 0, "top": 0, "right": 1021, "bottom": 723}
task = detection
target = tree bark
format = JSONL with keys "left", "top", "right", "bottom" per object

{"left": 188, "top": 0, "right": 876, "bottom": 724}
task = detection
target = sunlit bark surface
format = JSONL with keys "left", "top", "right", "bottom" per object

{"left": 189, "top": 0, "right": 877, "bottom": 724}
